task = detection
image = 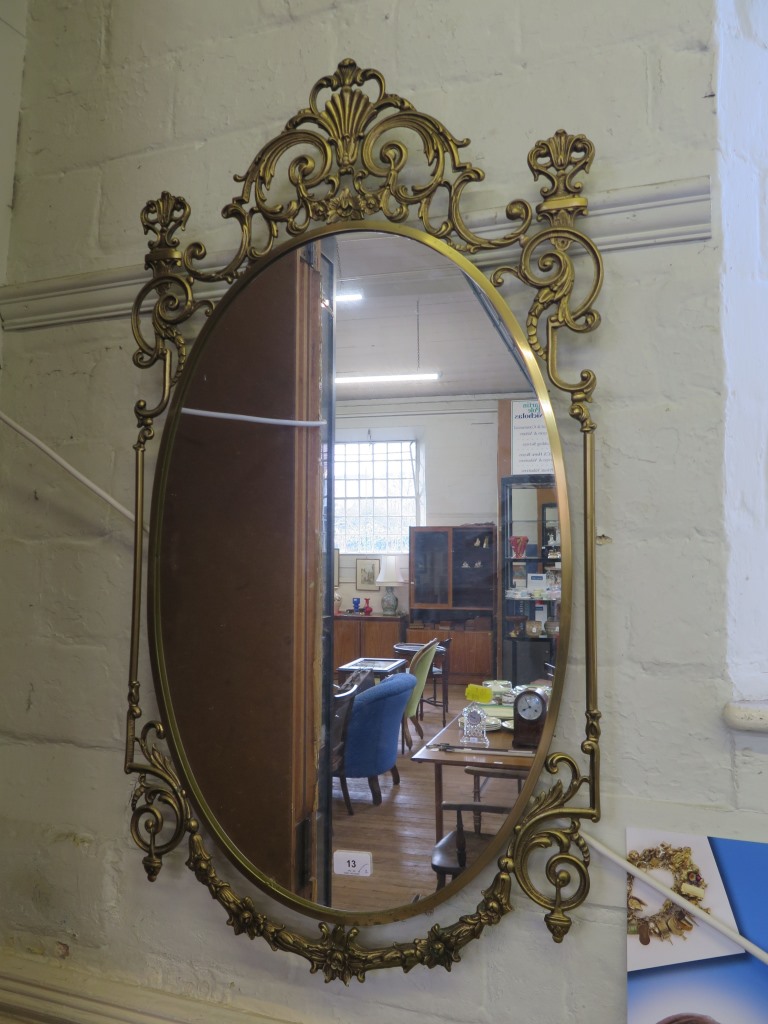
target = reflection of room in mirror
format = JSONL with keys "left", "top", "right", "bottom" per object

{"left": 330, "top": 700, "right": 527, "bottom": 912}
{"left": 333, "top": 232, "right": 531, "bottom": 399}
{"left": 327, "top": 237, "right": 558, "bottom": 911}
{"left": 150, "top": 227, "right": 563, "bottom": 919}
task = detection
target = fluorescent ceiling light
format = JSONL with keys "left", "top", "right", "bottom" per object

{"left": 335, "top": 292, "right": 363, "bottom": 303}
{"left": 335, "top": 372, "right": 441, "bottom": 385}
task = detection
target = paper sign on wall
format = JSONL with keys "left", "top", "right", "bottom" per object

{"left": 511, "top": 400, "right": 554, "bottom": 476}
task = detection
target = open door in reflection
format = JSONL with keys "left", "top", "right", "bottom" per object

{"left": 151, "top": 246, "right": 329, "bottom": 901}
{"left": 150, "top": 229, "right": 562, "bottom": 914}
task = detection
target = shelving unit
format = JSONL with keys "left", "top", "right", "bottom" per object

{"left": 499, "top": 475, "right": 560, "bottom": 684}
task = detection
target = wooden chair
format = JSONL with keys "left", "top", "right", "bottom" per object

{"left": 329, "top": 683, "right": 359, "bottom": 777}
{"left": 393, "top": 638, "right": 453, "bottom": 725}
{"left": 334, "top": 668, "right": 375, "bottom": 694}
{"left": 423, "top": 636, "right": 452, "bottom": 724}
{"left": 430, "top": 802, "right": 511, "bottom": 889}
{"left": 400, "top": 638, "right": 440, "bottom": 752}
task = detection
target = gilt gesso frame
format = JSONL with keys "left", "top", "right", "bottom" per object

{"left": 125, "top": 58, "right": 604, "bottom": 982}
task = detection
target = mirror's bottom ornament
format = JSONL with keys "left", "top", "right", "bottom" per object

{"left": 125, "top": 58, "right": 604, "bottom": 980}
{"left": 186, "top": 829, "right": 515, "bottom": 983}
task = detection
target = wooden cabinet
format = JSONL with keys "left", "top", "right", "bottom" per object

{"left": 406, "top": 626, "right": 493, "bottom": 688}
{"left": 405, "top": 622, "right": 495, "bottom": 688}
{"left": 450, "top": 630, "right": 494, "bottom": 681}
{"left": 333, "top": 614, "right": 406, "bottom": 674}
{"left": 334, "top": 616, "right": 361, "bottom": 670}
{"left": 407, "top": 524, "right": 496, "bottom": 687}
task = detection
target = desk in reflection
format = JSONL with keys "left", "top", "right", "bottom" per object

{"left": 337, "top": 656, "right": 407, "bottom": 683}
{"left": 411, "top": 714, "right": 535, "bottom": 841}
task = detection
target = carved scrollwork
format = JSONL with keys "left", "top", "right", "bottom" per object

{"left": 508, "top": 748, "right": 600, "bottom": 942}
{"left": 491, "top": 213, "right": 603, "bottom": 432}
{"left": 127, "top": 722, "right": 190, "bottom": 882}
{"left": 532, "top": 130, "right": 598, "bottom": 209}
{"left": 131, "top": 192, "right": 213, "bottom": 432}
{"left": 125, "top": 59, "right": 604, "bottom": 981}
{"left": 175, "top": 58, "right": 534, "bottom": 285}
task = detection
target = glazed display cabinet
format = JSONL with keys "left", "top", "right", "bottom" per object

{"left": 500, "top": 476, "right": 561, "bottom": 684}
{"left": 408, "top": 525, "right": 496, "bottom": 686}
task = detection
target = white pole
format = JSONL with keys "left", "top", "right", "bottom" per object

{"left": 582, "top": 829, "right": 768, "bottom": 966}
{"left": 0, "top": 409, "right": 142, "bottom": 530}
{"left": 182, "top": 407, "right": 326, "bottom": 428}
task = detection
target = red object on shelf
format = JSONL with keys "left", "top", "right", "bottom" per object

{"left": 510, "top": 535, "right": 529, "bottom": 558}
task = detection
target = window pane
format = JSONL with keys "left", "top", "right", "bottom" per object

{"left": 333, "top": 440, "right": 418, "bottom": 553}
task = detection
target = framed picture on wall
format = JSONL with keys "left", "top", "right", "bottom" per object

{"left": 356, "top": 558, "right": 380, "bottom": 591}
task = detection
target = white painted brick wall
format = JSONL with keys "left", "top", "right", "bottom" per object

{"left": 0, "top": 2, "right": 27, "bottom": 284}
{"left": 721, "top": 0, "right": 768, "bottom": 702}
{"left": 1, "top": 1, "right": 764, "bottom": 1023}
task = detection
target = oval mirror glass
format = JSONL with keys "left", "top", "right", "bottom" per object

{"left": 148, "top": 227, "right": 569, "bottom": 922}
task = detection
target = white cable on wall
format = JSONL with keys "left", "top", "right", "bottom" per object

{"left": 0, "top": 409, "right": 141, "bottom": 529}
{"left": 0, "top": 406, "right": 325, "bottom": 532}
{"left": 182, "top": 407, "right": 326, "bottom": 427}
{"left": 582, "top": 829, "right": 768, "bottom": 966}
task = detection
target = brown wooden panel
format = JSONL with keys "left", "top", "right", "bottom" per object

{"left": 334, "top": 615, "right": 406, "bottom": 669}
{"left": 153, "top": 248, "right": 323, "bottom": 898}
{"left": 451, "top": 631, "right": 494, "bottom": 680}
{"left": 361, "top": 617, "right": 405, "bottom": 658}
{"left": 497, "top": 398, "right": 512, "bottom": 481}
{"left": 333, "top": 617, "right": 360, "bottom": 672}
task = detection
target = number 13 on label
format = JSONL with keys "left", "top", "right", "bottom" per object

{"left": 332, "top": 850, "right": 373, "bottom": 876}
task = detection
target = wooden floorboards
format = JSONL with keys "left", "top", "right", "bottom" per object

{"left": 329, "top": 695, "right": 526, "bottom": 913}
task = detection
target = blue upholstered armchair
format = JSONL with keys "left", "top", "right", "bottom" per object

{"left": 334, "top": 672, "right": 416, "bottom": 814}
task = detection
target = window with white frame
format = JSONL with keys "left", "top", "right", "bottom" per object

{"left": 334, "top": 440, "right": 419, "bottom": 553}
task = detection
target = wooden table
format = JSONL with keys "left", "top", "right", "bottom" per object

{"left": 411, "top": 714, "right": 536, "bottom": 840}
{"left": 336, "top": 656, "right": 407, "bottom": 683}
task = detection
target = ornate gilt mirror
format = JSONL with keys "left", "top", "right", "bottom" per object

{"left": 125, "top": 59, "right": 604, "bottom": 981}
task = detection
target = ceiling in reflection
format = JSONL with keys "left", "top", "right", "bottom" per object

{"left": 333, "top": 234, "right": 532, "bottom": 400}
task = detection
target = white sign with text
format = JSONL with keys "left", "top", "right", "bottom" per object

{"left": 333, "top": 850, "right": 373, "bottom": 876}
{"left": 511, "top": 399, "right": 554, "bottom": 476}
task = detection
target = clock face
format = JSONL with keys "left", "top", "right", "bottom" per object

{"left": 516, "top": 691, "right": 545, "bottom": 721}
{"left": 466, "top": 707, "right": 484, "bottom": 726}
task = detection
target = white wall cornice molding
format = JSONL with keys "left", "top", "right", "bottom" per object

{"left": 0, "top": 953, "right": 289, "bottom": 1024}
{"left": 0, "top": 177, "right": 711, "bottom": 334}
{"left": 580, "top": 175, "right": 712, "bottom": 253}
{"left": 471, "top": 175, "right": 712, "bottom": 260}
